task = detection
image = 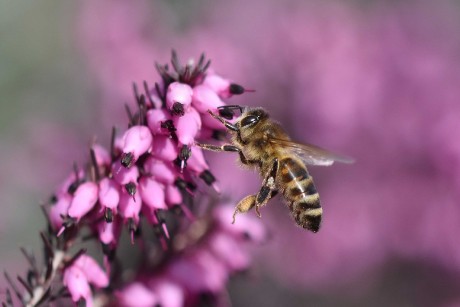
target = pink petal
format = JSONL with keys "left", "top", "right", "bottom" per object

{"left": 202, "top": 74, "right": 231, "bottom": 98}
{"left": 98, "top": 219, "right": 121, "bottom": 246}
{"left": 113, "top": 161, "right": 139, "bottom": 185}
{"left": 148, "top": 277, "right": 184, "bottom": 307}
{"left": 119, "top": 188, "right": 142, "bottom": 223}
{"left": 117, "top": 282, "right": 159, "bottom": 307}
{"left": 192, "top": 85, "right": 225, "bottom": 113}
{"left": 173, "top": 107, "right": 201, "bottom": 146}
{"left": 49, "top": 193, "right": 72, "bottom": 230}
{"left": 92, "top": 144, "right": 111, "bottom": 166}
{"left": 165, "top": 184, "right": 182, "bottom": 206}
{"left": 139, "top": 176, "right": 167, "bottom": 211}
{"left": 98, "top": 178, "right": 120, "bottom": 210}
{"left": 121, "top": 125, "right": 153, "bottom": 162}
{"left": 187, "top": 146, "right": 209, "bottom": 173}
{"left": 147, "top": 109, "right": 171, "bottom": 135}
{"left": 63, "top": 266, "right": 92, "bottom": 304}
{"left": 68, "top": 182, "right": 99, "bottom": 221}
{"left": 166, "top": 82, "right": 193, "bottom": 111}
{"left": 151, "top": 135, "right": 179, "bottom": 161}
{"left": 144, "top": 156, "right": 177, "bottom": 185}
{"left": 74, "top": 254, "right": 109, "bottom": 288}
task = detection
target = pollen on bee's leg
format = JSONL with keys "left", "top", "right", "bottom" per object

{"left": 233, "top": 194, "right": 256, "bottom": 224}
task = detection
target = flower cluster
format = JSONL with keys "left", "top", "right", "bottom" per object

{"left": 3, "top": 52, "right": 264, "bottom": 307}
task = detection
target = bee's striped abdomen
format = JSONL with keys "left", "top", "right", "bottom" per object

{"left": 279, "top": 157, "right": 322, "bottom": 232}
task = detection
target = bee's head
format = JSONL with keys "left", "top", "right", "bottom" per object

{"left": 235, "top": 107, "right": 269, "bottom": 139}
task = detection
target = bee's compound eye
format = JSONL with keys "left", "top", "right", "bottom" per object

{"left": 241, "top": 115, "right": 259, "bottom": 127}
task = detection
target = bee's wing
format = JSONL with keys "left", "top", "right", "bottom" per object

{"left": 269, "top": 137, "right": 355, "bottom": 166}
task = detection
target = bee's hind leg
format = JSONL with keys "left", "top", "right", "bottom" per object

{"left": 232, "top": 194, "right": 257, "bottom": 224}
{"left": 233, "top": 158, "right": 279, "bottom": 223}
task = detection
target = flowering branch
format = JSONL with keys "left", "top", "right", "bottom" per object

{"left": 2, "top": 51, "right": 265, "bottom": 307}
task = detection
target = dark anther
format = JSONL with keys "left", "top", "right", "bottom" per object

{"left": 102, "top": 244, "right": 116, "bottom": 261}
{"left": 67, "top": 181, "right": 80, "bottom": 195}
{"left": 199, "top": 170, "right": 216, "bottom": 186}
{"left": 229, "top": 83, "right": 245, "bottom": 95}
{"left": 121, "top": 152, "right": 134, "bottom": 168}
{"left": 171, "top": 204, "right": 183, "bottom": 216}
{"left": 105, "top": 208, "right": 113, "bottom": 223}
{"left": 49, "top": 194, "right": 58, "bottom": 204}
{"left": 174, "top": 178, "right": 187, "bottom": 191}
{"left": 161, "top": 119, "right": 176, "bottom": 133}
{"left": 171, "top": 102, "right": 185, "bottom": 116}
{"left": 124, "top": 182, "right": 137, "bottom": 196}
{"left": 178, "top": 145, "right": 192, "bottom": 168}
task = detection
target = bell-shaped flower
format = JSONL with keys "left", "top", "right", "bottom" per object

{"left": 120, "top": 125, "right": 153, "bottom": 167}
{"left": 98, "top": 178, "right": 120, "bottom": 211}
{"left": 166, "top": 82, "right": 193, "bottom": 116}
{"left": 173, "top": 107, "right": 201, "bottom": 146}
{"left": 147, "top": 108, "right": 171, "bottom": 135}
{"left": 113, "top": 161, "right": 139, "bottom": 185}
{"left": 117, "top": 282, "right": 159, "bottom": 307}
{"left": 151, "top": 135, "right": 179, "bottom": 162}
{"left": 144, "top": 156, "right": 177, "bottom": 185}
{"left": 192, "top": 85, "right": 225, "bottom": 113}
{"left": 118, "top": 186, "right": 142, "bottom": 225}
{"left": 49, "top": 193, "right": 72, "bottom": 230}
{"left": 67, "top": 182, "right": 99, "bottom": 221}
{"left": 63, "top": 266, "right": 93, "bottom": 307}
{"left": 139, "top": 176, "right": 167, "bottom": 212}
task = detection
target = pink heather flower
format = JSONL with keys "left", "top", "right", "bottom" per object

{"left": 49, "top": 193, "right": 72, "bottom": 230}
{"left": 112, "top": 161, "right": 139, "bottom": 185}
{"left": 151, "top": 135, "right": 179, "bottom": 162}
{"left": 6, "top": 51, "right": 264, "bottom": 306}
{"left": 63, "top": 266, "right": 93, "bottom": 306}
{"left": 192, "top": 84, "right": 225, "bottom": 113}
{"left": 67, "top": 181, "right": 99, "bottom": 222}
{"left": 120, "top": 125, "right": 153, "bottom": 168}
{"left": 139, "top": 176, "right": 167, "bottom": 212}
{"left": 173, "top": 106, "right": 202, "bottom": 146}
{"left": 117, "top": 282, "right": 159, "bottom": 307}
{"left": 98, "top": 178, "right": 120, "bottom": 212}
{"left": 144, "top": 156, "right": 177, "bottom": 185}
{"left": 166, "top": 82, "right": 193, "bottom": 116}
{"left": 146, "top": 108, "right": 171, "bottom": 135}
{"left": 73, "top": 254, "right": 109, "bottom": 288}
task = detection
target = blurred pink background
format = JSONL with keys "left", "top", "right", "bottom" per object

{"left": 2, "top": 0, "right": 460, "bottom": 306}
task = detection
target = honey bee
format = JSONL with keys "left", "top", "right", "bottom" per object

{"left": 197, "top": 106, "right": 354, "bottom": 232}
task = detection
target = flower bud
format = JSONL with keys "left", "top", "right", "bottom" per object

{"left": 63, "top": 266, "right": 92, "bottom": 306}
{"left": 144, "top": 156, "right": 177, "bottom": 185}
{"left": 113, "top": 161, "right": 139, "bottom": 185}
{"left": 119, "top": 187, "right": 142, "bottom": 224}
{"left": 74, "top": 254, "right": 109, "bottom": 288}
{"left": 192, "top": 85, "right": 225, "bottom": 113}
{"left": 98, "top": 178, "right": 120, "bottom": 211}
{"left": 68, "top": 182, "right": 99, "bottom": 221}
{"left": 49, "top": 193, "right": 72, "bottom": 230}
{"left": 165, "top": 184, "right": 182, "bottom": 206}
{"left": 117, "top": 283, "right": 158, "bottom": 307}
{"left": 173, "top": 107, "right": 201, "bottom": 146}
{"left": 121, "top": 125, "right": 153, "bottom": 167}
{"left": 166, "top": 82, "right": 193, "bottom": 116}
{"left": 147, "top": 109, "right": 171, "bottom": 135}
{"left": 139, "top": 176, "right": 167, "bottom": 211}
{"left": 151, "top": 135, "right": 179, "bottom": 161}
